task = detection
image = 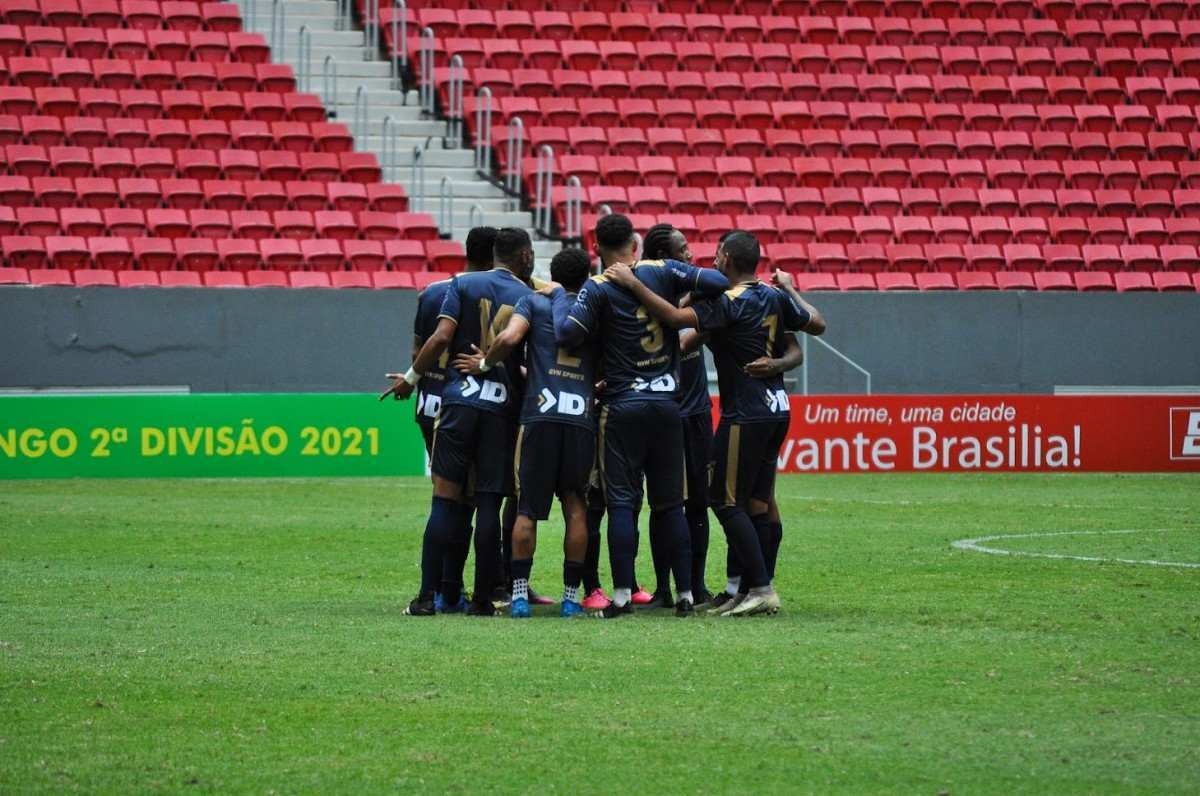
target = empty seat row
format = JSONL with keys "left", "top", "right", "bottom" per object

{"left": 399, "top": 8, "right": 1200, "bottom": 50}
{"left": 0, "top": 26, "right": 268, "bottom": 62}
{"left": 523, "top": 153, "right": 1200, "bottom": 192}
{"left": 454, "top": 68, "right": 1200, "bottom": 111}
{"left": 0, "top": 1, "right": 242, "bottom": 32}
{"left": 561, "top": 184, "right": 1200, "bottom": 219}
{"left": 790, "top": 270, "right": 1200, "bottom": 290}
{"left": 0, "top": 235, "right": 466, "bottom": 272}
{"left": 0, "top": 116, "right": 351, "bottom": 152}
{"left": 0, "top": 57, "right": 293, "bottom": 92}
{"left": 579, "top": 212, "right": 1200, "bottom": 248}
{"left": 600, "top": 210, "right": 1200, "bottom": 247}
{"left": 0, "top": 87, "right": 324, "bottom": 121}
{"left": 486, "top": 113, "right": 1200, "bottom": 162}
{"left": 0, "top": 267, "right": 457, "bottom": 289}
{"left": 0, "top": 148, "right": 380, "bottom": 182}
{"left": 0, "top": 175, "right": 405, "bottom": 210}
{"left": 417, "top": 41, "right": 1200, "bottom": 81}
{"left": 0, "top": 207, "right": 436, "bottom": 241}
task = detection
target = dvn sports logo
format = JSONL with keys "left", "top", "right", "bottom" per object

{"left": 1169, "top": 407, "right": 1200, "bottom": 460}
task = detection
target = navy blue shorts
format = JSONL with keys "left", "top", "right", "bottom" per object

{"left": 515, "top": 422, "right": 595, "bottom": 521}
{"left": 598, "top": 400, "right": 685, "bottom": 511}
{"left": 682, "top": 412, "right": 714, "bottom": 510}
{"left": 430, "top": 404, "right": 517, "bottom": 495}
{"left": 418, "top": 419, "right": 435, "bottom": 456}
{"left": 709, "top": 419, "right": 788, "bottom": 509}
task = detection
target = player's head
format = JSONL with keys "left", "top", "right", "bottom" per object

{"left": 715, "top": 231, "right": 760, "bottom": 280}
{"left": 493, "top": 227, "right": 534, "bottom": 280}
{"left": 594, "top": 213, "right": 636, "bottom": 267}
{"left": 550, "top": 247, "right": 592, "bottom": 294}
{"left": 642, "top": 223, "right": 692, "bottom": 264}
{"left": 464, "top": 226, "right": 498, "bottom": 271}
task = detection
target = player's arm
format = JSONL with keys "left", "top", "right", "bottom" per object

{"left": 381, "top": 280, "right": 462, "bottom": 400}
{"left": 773, "top": 270, "right": 826, "bottom": 336}
{"left": 665, "top": 258, "right": 729, "bottom": 298}
{"left": 453, "top": 311, "right": 531, "bottom": 375}
{"left": 680, "top": 330, "right": 709, "bottom": 355}
{"left": 552, "top": 285, "right": 597, "bottom": 348}
{"left": 745, "top": 333, "right": 803, "bottom": 378}
{"left": 605, "top": 262, "right": 698, "bottom": 329}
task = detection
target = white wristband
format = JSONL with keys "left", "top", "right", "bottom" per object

{"left": 478, "top": 359, "right": 492, "bottom": 373}
{"left": 403, "top": 367, "right": 421, "bottom": 386}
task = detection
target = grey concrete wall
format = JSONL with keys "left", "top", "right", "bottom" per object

{"left": 2, "top": 286, "right": 1198, "bottom": 394}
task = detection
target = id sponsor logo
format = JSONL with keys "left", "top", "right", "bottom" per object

{"left": 1169, "top": 407, "right": 1200, "bottom": 460}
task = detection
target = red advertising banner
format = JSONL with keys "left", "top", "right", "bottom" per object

{"left": 718, "top": 395, "right": 1200, "bottom": 473}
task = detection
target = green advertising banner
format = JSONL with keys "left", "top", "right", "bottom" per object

{"left": 0, "top": 394, "right": 426, "bottom": 479}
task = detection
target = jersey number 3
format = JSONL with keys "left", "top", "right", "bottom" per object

{"left": 635, "top": 306, "right": 664, "bottom": 354}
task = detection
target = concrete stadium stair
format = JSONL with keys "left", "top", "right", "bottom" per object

{"left": 233, "top": 0, "right": 562, "bottom": 277}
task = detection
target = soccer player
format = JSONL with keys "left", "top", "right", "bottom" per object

{"left": 453, "top": 248, "right": 597, "bottom": 618}
{"left": 604, "top": 231, "right": 825, "bottom": 616}
{"left": 394, "top": 226, "right": 498, "bottom": 613}
{"left": 381, "top": 228, "right": 535, "bottom": 617}
{"left": 553, "top": 214, "right": 731, "bottom": 617}
{"left": 637, "top": 223, "right": 715, "bottom": 608}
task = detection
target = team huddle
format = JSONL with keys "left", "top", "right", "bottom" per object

{"left": 382, "top": 215, "right": 825, "bottom": 618}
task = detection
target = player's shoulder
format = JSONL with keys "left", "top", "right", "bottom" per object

{"left": 418, "top": 277, "right": 452, "bottom": 296}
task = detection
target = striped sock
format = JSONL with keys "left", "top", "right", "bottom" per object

{"left": 512, "top": 577, "right": 529, "bottom": 602}
{"left": 563, "top": 584, "right": 581, "bottom": 603}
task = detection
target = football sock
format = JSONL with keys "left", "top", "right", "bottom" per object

{"left": 562, "top": 559, "right": 584, "bottom": 603}
{"left": 607, "top": 505, "right": 637, "bottom": 592}
{"left": 583, "top": 504, "right": 604, "bottom": 592}
{"left": 764, "top": 520, "right": 783, "bottom": 582}
{"left": 678, "top": 590, "right": 693, "bottom": 604}
{"left": 686, "top": 504, "right": 710, "bottom": 594}
{"left": 714, "top": 505, "right": 768, "bottom": 591}
{"left": 441, "top": 522, "right": 472, "bottom": 604}
{"left": 653, "top": 506, "right": 693, "bottom": 595}
{"left": 612, "top": 587, "right": 632, "bottom": 608}
{"left": 501, "top": 498, "right": 517, "bottom": 587}
{"left": 420, "top": 496, "right": 462, "bottom": 596}
{"left": 725, "top": 577, "right": 741, "bottom": 596}
{"left": 752, "top": 514, "right": 773, "bottom": 582}
{"left": 648, "top": 511, "right": 672, "bottom": 596}
{"left": 472, "top": 493, "right": 504, "bottom": 602}
{"left": 511, "top": 557, "right": 532, "bottom": 602}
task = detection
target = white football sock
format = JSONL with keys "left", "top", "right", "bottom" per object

{"left": 612, "top": 587, "right": 632, "bottom": 607}
{"left": 678, "top": 590, "right": 693, "bottom": 604}
{"left": 562, "top": 584, "right": 581, "bottom": 603}
{"left": 725, "top": 577, "right": 741, "bottom": 596}
{"left": 512, "top": 577, "right": 529, "bottom": 601}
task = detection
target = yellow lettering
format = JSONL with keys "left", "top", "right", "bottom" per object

{"left": 142, "top": 428, "right": 165, "bottom": 456}
{"left": 20, "top": 429, "right": 46, "bottom": 458}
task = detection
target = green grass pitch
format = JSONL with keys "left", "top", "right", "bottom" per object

{"left": 2, "top": 474, "right": 1198, "bottom": 793}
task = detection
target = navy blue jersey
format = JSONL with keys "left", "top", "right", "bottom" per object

{"left": 513, "top": 292, "right": 597, "bottom": 429}
{"left": 438, "top": 267, "right": 532, "bottom": 417}
{"left": 413, "top": 278, "right": 451, "bottom": 425}
{"left": 553, "top": 258, "right": 729, "bottom": 406}
{"left": 693, "top": 282, "right": 811, "bottom": 424}
{"left": 677, "top": 343, "right": 712, "bottom": 418}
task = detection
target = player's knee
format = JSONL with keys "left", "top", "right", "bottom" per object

{"left": 748, "top": 498, "right": 770, "bottom": 518}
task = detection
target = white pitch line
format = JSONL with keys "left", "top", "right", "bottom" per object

{"left": 952, "top": 529, "right": 1200, "bottom": 569}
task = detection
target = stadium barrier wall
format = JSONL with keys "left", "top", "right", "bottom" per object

{"left": 765, "top": 395, "right": 1200, "bottom": 473}
{"left": 2, "top": 287, "right": 1200, "bottom": 394}
{"left": 0, "top": 393, "right": 426, "bottom": 479}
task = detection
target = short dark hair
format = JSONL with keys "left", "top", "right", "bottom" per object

{"left": 722, "top": 231, "right": 760, "bottom": 273}
{"left": 465, "top": 226, "right": 498, "bottom": 267}
{"left": 550, "top": 247, "right": 592, "bottom": 293}
{"left": 718, "top": 229, "right": 738, "bottom": 244}
{"left": 493, "top": 227, "right": 531, "bottom": 265}
{"left": 595, "top": 213, "right": 635, "bottom": 252}
{"left": 641, "top": 223, "right": 677, "bottom": 260}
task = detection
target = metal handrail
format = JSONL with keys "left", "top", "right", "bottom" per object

{"left": 419, "top": 27, "right": 435, "bottom": 115}
{"left": 353, "top": 85, "right": 368, "bottom": 143}
{"left": 322, "top": 55, "right": 337, "bottom": 110}
{"left": 391, "top": 0, "right": 408, "bottom": 81}
{"left": 473, "top": 87, "right": 493, "bottom": 175}
{"left": 534, "top": 145, "right": 555, "bottom": 238}
{"left": 381, "top": 115, "right": 395, "bottom": 183}
{"left": 800, "top": 335, "right": 873, "bottom": 395}
{"left": 504, "top": 116, "right": 524, "bottom": 208}
{"left": 439, "top": 177, "right": 454, "bottom": 235}
{"left": 270, "top": 0, "right": 285, "bottom": 59}
{"left": 364, "top": 0, "right": 378, "bottom": 57}
{"left": 469, "top": 203, "right": 485, "bottom": 229}
{"left": 411, "top": 146, "right": 426, "bottom": 212}
{"left": 335, "top": 0, "right": 347, "bottom": 31}
{"left": 447, "top": 54, "right": 464, "bottom": 148}
{"left": 297, "top": 26, "right": 311, "bottom": 93}
{"left": 565, "top": 175, "right": 583, "bottom": 242}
